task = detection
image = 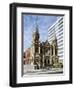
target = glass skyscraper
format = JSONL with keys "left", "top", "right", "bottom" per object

{"left": 48, "top": 17, "right": 64, "bottom": 63}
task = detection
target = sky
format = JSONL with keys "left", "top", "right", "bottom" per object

{"left": 22, "top": 14, "right": 60, "bottom": 52}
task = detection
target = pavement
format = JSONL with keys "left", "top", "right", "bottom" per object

{"left": 23, "top": 68, "right": 63, "bottom": 75}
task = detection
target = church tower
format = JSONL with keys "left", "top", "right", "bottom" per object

{"left": 32, "top": 17, "right": 41, "bottom": 69}
{"left": 32, "top": 25, "right": 40, "bottom": 53}
{"left": 34, "top": 27, "right": 40, "bottom": 54}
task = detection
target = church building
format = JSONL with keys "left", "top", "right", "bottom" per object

{"left": 31, "top": 25, "right": 60, "bottom": 70}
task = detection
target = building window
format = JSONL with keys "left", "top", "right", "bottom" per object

{"left": 58, "top": 32, "right": 63, "bottom": 36}
{"left": 58, "top": 25, "right": 63, "bottom": 29}
{"left": 58, "top": 18, "right": 63, "bottom": 22}
{"left": 58, "top": 29, "right": 63, "bottom": 33}
{"left": 57, "top": 36, "right": 63, "bottom": 40}
{"left": 58, "top": 21, "right": 63, "bottom": 26}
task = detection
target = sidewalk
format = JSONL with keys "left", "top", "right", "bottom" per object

{"left": 23, "top": 68, "right": 63, "bottom": 75}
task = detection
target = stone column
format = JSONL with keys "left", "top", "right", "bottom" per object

{"left": 50, "top": 45, "right": 52, "bottom": 65}
{"left": 42, "top": 55, "right": 45, "bottom": 68}
{"left": 53, "top": 45, "right": 55, "bottom": 56}
{"left": 39, "top": 45, "right": 40, "bottom": 54}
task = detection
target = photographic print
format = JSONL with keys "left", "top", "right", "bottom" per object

{"left": 22, "top": 14, "right": 63, "bottom": 76}
{"left": 10, "top": 3, "right": 72, "bottom": 87}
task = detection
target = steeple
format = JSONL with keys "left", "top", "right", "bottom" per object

{"left": 35, "top": 16, "right": 39, "bottom": 40}
{"left": 32, "top": 16, "right": 40, "bottom": 43}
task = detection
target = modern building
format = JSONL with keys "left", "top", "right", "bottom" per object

{"left": 48, "top": 17, "right": 64, "bottom": 63}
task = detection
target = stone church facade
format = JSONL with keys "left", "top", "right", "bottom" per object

{"left": 30, "top": 26, "right": 60, "bottom": 70}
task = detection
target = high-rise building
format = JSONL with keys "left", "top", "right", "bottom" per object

{"left": 48, "top": 17, "right": 64, "bottom": 63}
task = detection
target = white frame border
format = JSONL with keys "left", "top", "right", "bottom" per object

{"left": 16, "top": 7, "right": 70, "bottom": 84}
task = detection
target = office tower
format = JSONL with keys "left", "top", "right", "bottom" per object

{"left": 48, "top": 17, "right": 64, "bottom": 63}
